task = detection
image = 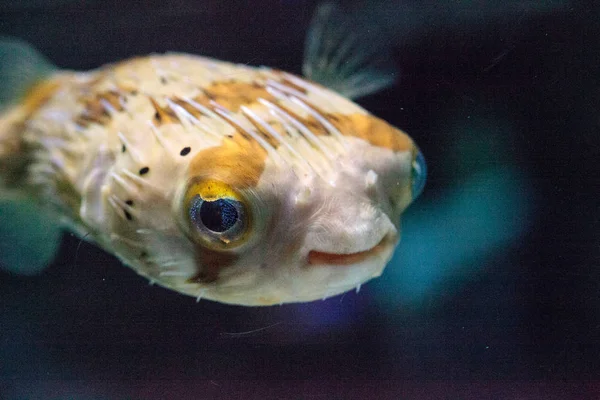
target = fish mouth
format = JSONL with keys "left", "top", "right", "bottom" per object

{"left": 307, "top": 234, "right": 394, "bottom": 266}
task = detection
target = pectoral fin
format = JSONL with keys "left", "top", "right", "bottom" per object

{"left": 0, "top": 199, "right": 63, "bottom": 275}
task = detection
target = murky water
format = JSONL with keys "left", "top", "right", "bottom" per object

{"left": 1, "top": 1, "right": 598, "bottom": 398}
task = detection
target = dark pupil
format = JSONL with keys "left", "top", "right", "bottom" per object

{"left": 199, "top": 199, "right": 238, "bottom": 232}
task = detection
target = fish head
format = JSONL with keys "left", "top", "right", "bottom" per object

{"left": 167, "top": 109, "right": 426, "bottom": 306}
{"left": 93, "top": 61, "right": 426, "bottom": 305}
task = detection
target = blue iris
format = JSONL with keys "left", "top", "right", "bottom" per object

{"left": 190, "top": 197, "right": 239, "bottom": 233}
{"left": 411, "top": 150, "right": 427, "bottom": 199}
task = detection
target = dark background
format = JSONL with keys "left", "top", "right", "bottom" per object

{"left": 1, "top": 1, "right": 599, "bottom": 398}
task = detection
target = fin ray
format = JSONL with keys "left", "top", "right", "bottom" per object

{"left": 303, "top": 2, "right": 397, "bottom": 99}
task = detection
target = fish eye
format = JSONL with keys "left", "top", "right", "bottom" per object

{"left": 190, "top": 196, "right": 245, "bottom": 234}
{"left": 183, "top": 179, "right": 251, "bottom": 250}
{"left": 411, "top": 149, "right": 427, "bottom": 199}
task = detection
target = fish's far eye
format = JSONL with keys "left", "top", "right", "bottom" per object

{"left": 411, "top": 150, "right": 427, "bottom": 199}
{"left": 183, "top": 179, "right": 251, "bottom": 250}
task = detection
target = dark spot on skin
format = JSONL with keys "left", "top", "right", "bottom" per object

{"left": 140, "top": 251, "right": 148, "bottom": 258}
{"left": 180, "top": 147, "right": 191, "bottom": 156}
{"left": 125, "top": 199, "right": 134, "bottom": 206}
{"left": 139, "top": 167, "right": 150, "bottom": 175}
{"left": 160, "top": 76, "right": 167, "bottom": 84}
{"left": 131, "top": 90, "right": 138, "bottom": 96}
{"left": 121, "top": 144, "right": 126, "bottom": 153}
{"left": 190, "top": 271, "right": 217, "bottom": 283}
{"left": 124, "top": 210, "right": 133, "bottom": 221}
{"left": 226, "top": 134, "right": 233, "bottom": 138}
{"left": 154, "top": 111, "right": 161, "bottom": 121}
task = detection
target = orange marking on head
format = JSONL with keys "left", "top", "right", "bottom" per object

{"left": 188, "top": 132, "right": 268, "bottom": 189}
{"left": 274, "top": 102, "right": 329, "bottom": 136}
{"left": 74, "top": 90, "right": 125, "bottom": 127}
{"left": 327, "top": 113, "right": 414, "bottom": 153}
{"left": 186, "top": 125, "right": 269, "bottom": 281}
{"left": 259, "top": 97, "right": 412, "bottom": 152}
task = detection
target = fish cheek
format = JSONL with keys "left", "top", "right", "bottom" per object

{"left": 184, "top": 134, "right": 268, "bottom": 282}
{"left": 188, "top": 248, "right": 239, "bottom": 283}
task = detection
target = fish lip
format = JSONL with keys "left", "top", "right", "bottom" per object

{"left": 306, "top": 233, "right": 395, "bottom": 266}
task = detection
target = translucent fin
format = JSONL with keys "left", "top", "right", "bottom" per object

{"left": 0, "top": 37, "right": 55, "bottom": 111}
{"left": 0, "top": 39, "right": 60, "bottom": 274}
{"left": 302, "top": 2, "right": 397, "bottom": 99}
{"left": 0, "top": 198, "right": 63, "bottom": 275}
{"left": 0, "top": 38, "right": 56, "bottom": 193}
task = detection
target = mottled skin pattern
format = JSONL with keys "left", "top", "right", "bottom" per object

{"left": 4, "top": 54, "right": 418, "bottom": 305}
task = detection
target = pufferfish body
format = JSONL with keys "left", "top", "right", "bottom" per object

{"left": 0, "top": 4, "right": 426, "bottom": 305}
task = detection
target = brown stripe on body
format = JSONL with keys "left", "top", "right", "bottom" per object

{"left": 279, "top": 75, "right": 310, "bottom": 94}
{"left": 149, "top": 97, "right": 178, "bottom": 125}
{"left": 74, "top": 90, "right": 125, "bottom": 127}
{"left": 194, "top": 81, "right": 275, "bottom": 110}
{"left": 191, "top": 78, "right": 413, "bottom": 153}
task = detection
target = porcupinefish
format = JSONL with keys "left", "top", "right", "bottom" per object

{"left": 0, "top": 3, "right": 426, "bottom": 305}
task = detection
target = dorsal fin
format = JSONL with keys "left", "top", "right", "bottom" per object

{"left": 302, "top": 2, "right": 397, "bottom": 99}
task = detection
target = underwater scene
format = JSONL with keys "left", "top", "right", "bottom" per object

{"left": 1, "top": 0, "right": 599, "bottom": 398}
